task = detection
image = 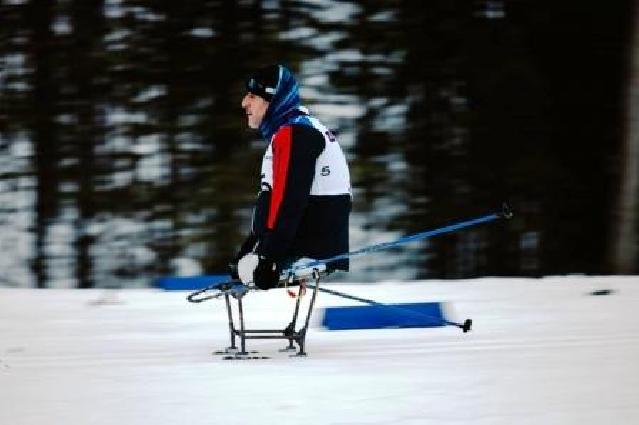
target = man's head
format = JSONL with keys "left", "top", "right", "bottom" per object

{"left": 242, "top": 64, "right": 301, "bottom": 140}
{"left": 241, "top": 65, "right": 280, "bottom": 129}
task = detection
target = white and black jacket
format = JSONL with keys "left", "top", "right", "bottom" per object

{"left": 239, "top": 115, "right": 352, "bottom": 271}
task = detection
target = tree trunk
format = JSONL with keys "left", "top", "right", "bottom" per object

{"left": 613, "top": 1, "right": 639, "bottom": 274}
{"left": 70, "top": 0, "right": 104, "bottom": 288}
{"left": 27, "top": 0, "right": 58, "bottom": 288}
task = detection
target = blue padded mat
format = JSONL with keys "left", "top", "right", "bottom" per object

{"left": 154, "top": 274, "right": 231, "bottom": 291}
{"left": 321, "top": 302, "right": 446, "bottom": 330}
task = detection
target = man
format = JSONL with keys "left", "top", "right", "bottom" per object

{"left": 232, "top": 64, "right": 352, "bottom": 290}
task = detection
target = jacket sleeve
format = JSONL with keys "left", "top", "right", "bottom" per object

{"left": 234, "top": 186, "right": 270, "bottom": 260}
{"left": 232, "top": 179, "right": 271, "bottom": 263}
{"left": 257, "top": 124, "right": 325, "bottom": 261}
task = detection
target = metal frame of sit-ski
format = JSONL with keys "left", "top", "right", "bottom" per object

{"left": 217, "top": 268, "right": 323, "bottom": 359}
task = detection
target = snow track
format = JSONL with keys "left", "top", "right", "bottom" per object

{"left": 1, "top": 277, "right": 638, "bottom": 425}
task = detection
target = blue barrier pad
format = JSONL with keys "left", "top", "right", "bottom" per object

{"left": 321, "top": 302, "right": 446, "bottom": 330}
{"left": 154, "top": 274, "right": 231, "bottom": 291}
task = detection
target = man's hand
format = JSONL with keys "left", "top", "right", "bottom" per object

{"left": 236, "top": 253, "right": 280, "bottom": 289}
{"left": 253, "top": 257, "right": 280, "bottom": 290}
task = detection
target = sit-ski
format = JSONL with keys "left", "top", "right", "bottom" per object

{"left": 187, "top": 264, "right": 328, "bottom": 360}
{"left": 186, "top": 205, "right": 512, "bottom": 360}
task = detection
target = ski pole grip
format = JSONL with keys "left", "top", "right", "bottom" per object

{"left": 500, "top": 202, "right": 513, "bottom": 219}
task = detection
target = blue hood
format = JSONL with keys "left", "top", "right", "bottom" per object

{"left": 258, "top": 65, "right": 310, "bottom": 140}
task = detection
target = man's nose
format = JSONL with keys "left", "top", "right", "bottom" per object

{"left": 241, "top": 94, "right": 249, "bottom": 109}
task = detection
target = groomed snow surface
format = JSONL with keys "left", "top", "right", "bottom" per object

{"left": 1, "top": 276, "right": 638, "bottom": 425}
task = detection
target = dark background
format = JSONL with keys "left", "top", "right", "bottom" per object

{"left": 0, "top": 0, "right": 636, "bottom": 288}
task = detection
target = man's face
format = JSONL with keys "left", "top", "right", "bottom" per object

{"left": 241, "top": 93, "right": 269, "bottom": 129}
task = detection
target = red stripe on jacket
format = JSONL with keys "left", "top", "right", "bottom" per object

{"left": 268, "top": 126, "right": 292, "bottom": 230}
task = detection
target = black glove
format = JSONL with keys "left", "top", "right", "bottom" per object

{"left": 253, "top": 257, "right": 280, "bottom": 290}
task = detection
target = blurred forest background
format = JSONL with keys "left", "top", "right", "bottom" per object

{"left": 0, "top": 0, "right": 637, "bottom": 288}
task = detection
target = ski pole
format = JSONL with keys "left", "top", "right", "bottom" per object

{"left": 288, "top": 203, "right": 513, "bottom": 273}
{"left": 310, "top": 284, "right": 472, "bottom": 332}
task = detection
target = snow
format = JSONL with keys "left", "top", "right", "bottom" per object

{"left": 1, "top": 276, "right": 638, "bottom": 425}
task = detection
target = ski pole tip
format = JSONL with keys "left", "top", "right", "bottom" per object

{"left": 462, "top": 318, "right": 472, "bottom": 333}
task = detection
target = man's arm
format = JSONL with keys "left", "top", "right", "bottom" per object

{"left": 230, "top": 186, "right": 270, "bottom": 276}
{"left": 257, "top": 124, "right": 324, "bottom": 262}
